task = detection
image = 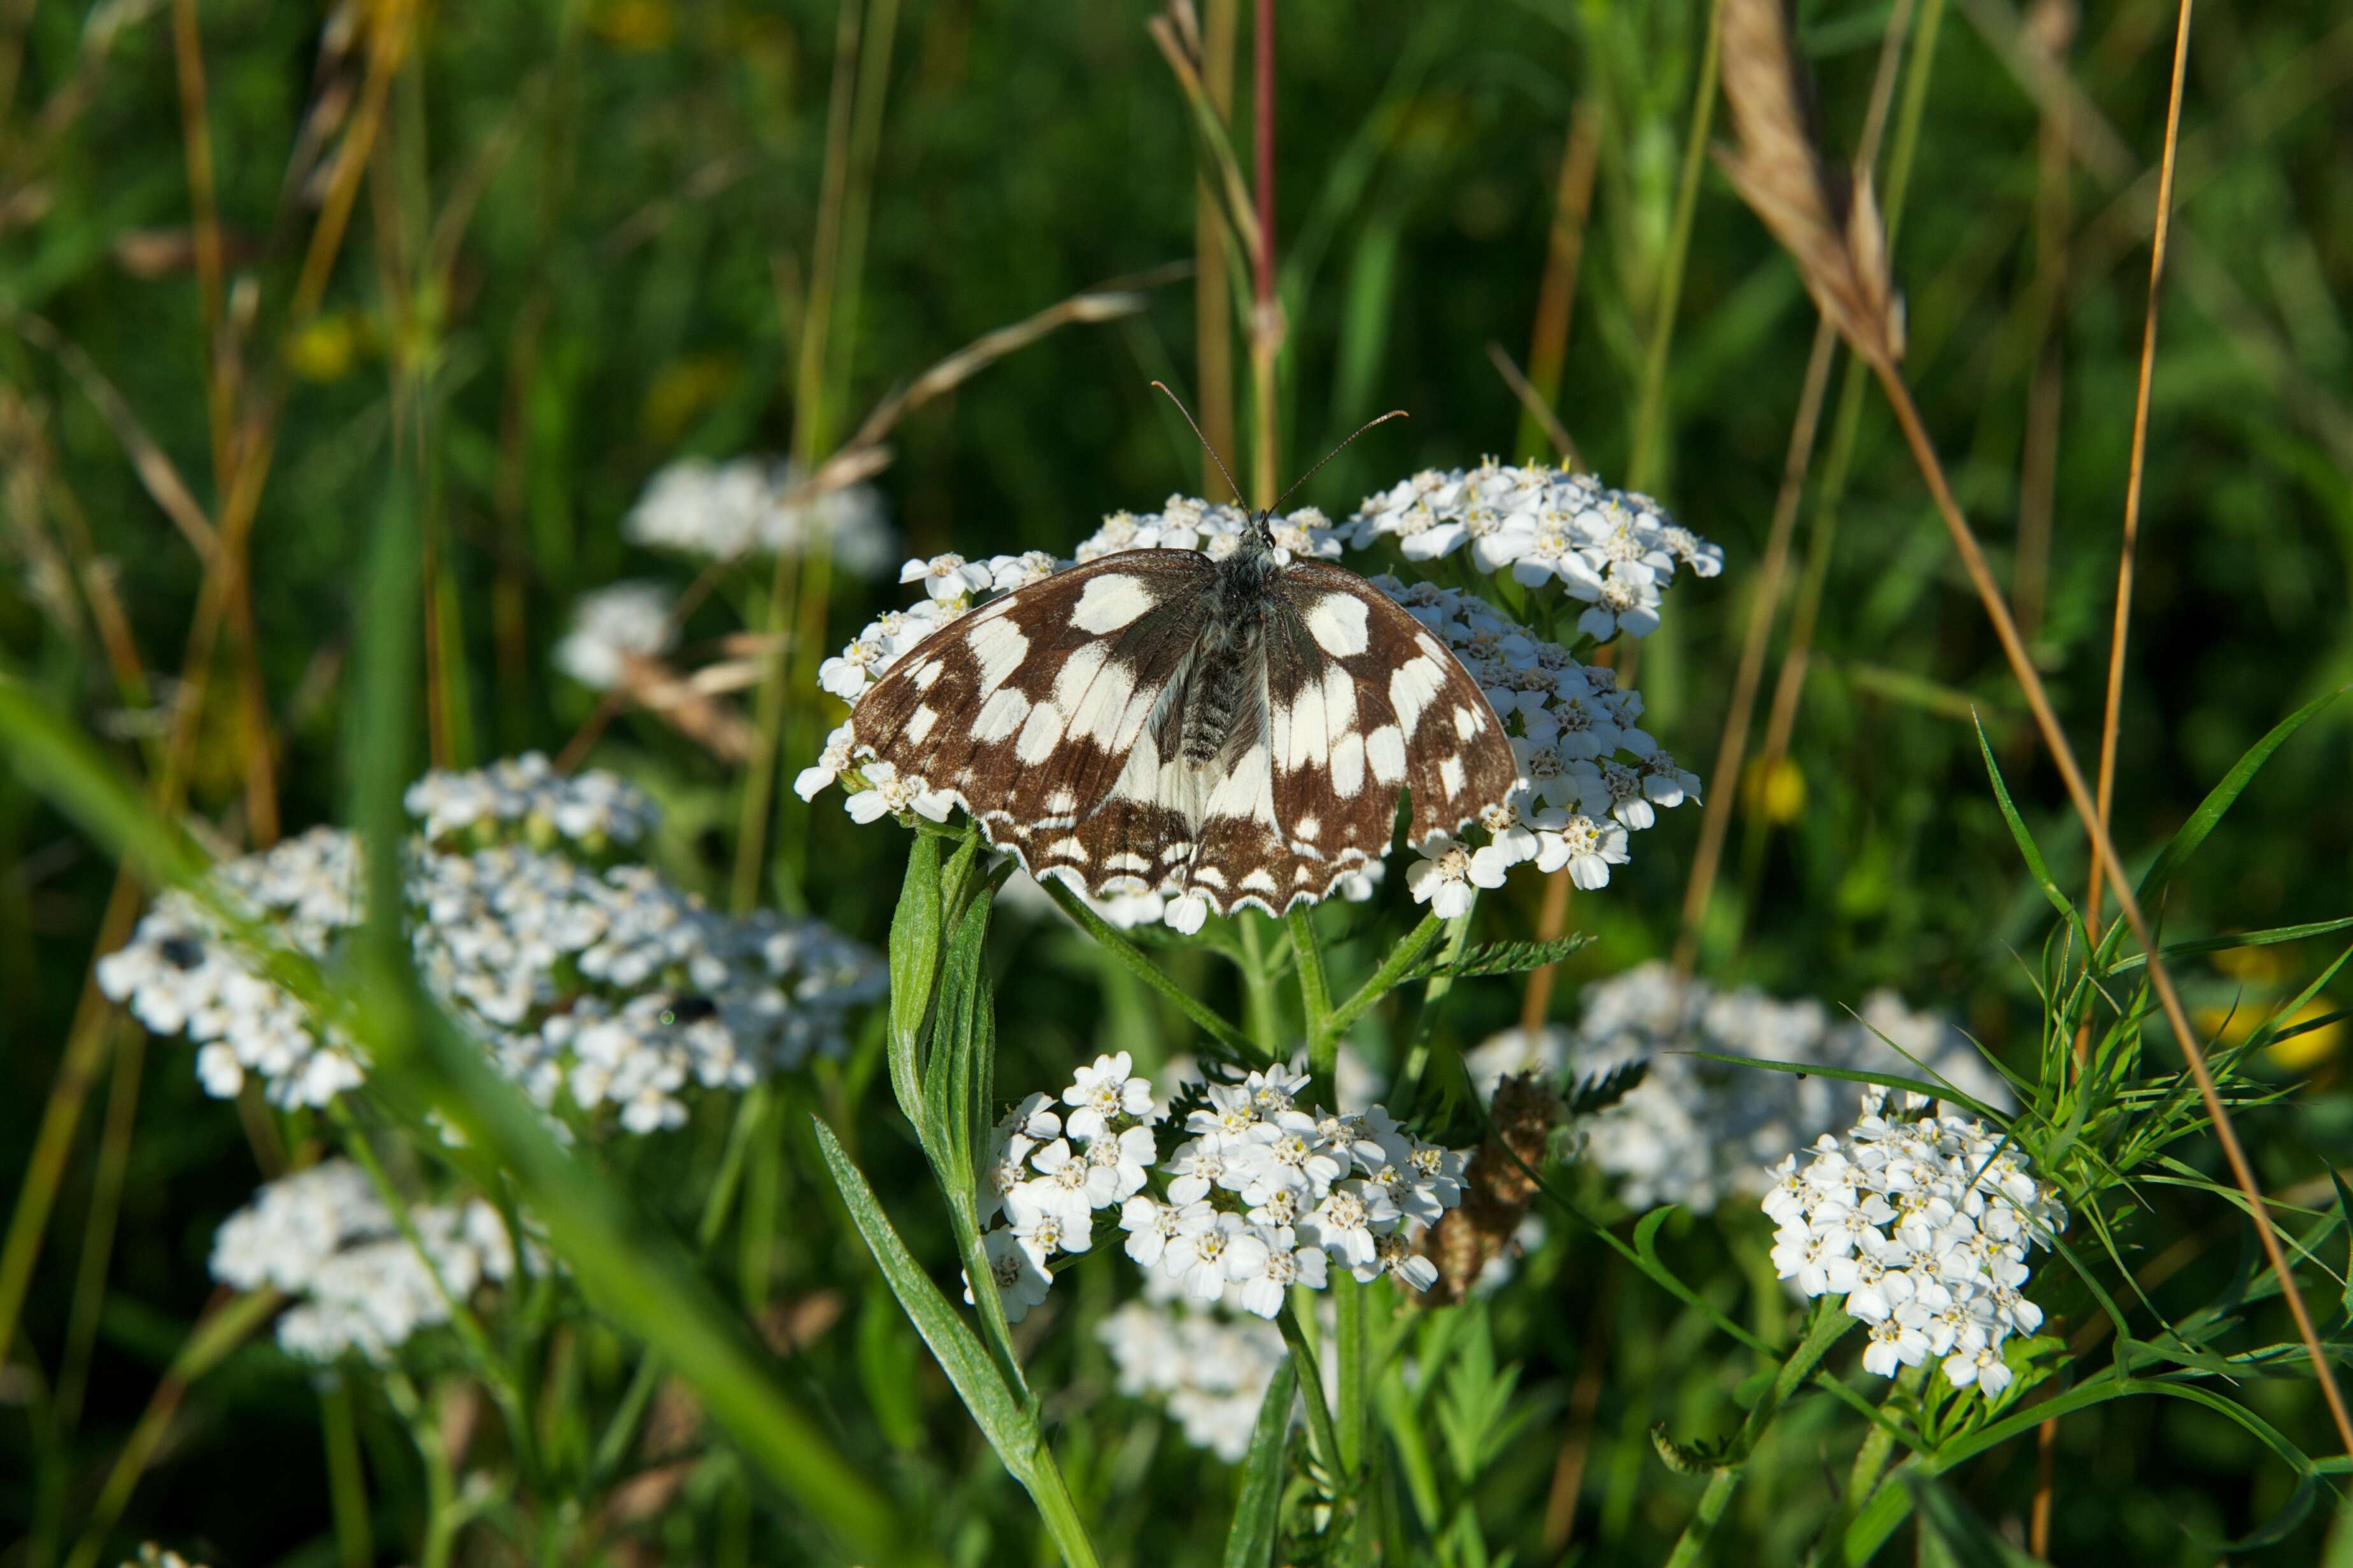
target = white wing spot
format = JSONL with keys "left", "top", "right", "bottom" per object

{"left": 1439, "top": 755, "right": 1465, "bottom": 797}
{"left": 1323, "top": 664, "right": 1359, "bottom": 736}
{"left": 1188, "top": 866, "right": 1228, "bottom": 889}
{"left": 1045, "top": 787, "right": 1077, "bottom": 814}
{"left": 1388, "top": 656, "right": 1444, "bottom": 737}
{"left": 1106, "top": 852, "right": 1152, "bottom": 873}
{"left": 972, "top": 686, "right": 1031, "bottom": 743}
{"left": 1414, "top": 631, "right": 1448, "bottom": 661}
{"left": 1366, "top": 725, "right": 1407, "bottom": 786}
{"left": 1304, "top": 593, "right": 1370, "bottom": 657}
{"left": 906, "top": 705, "right": 941, "bottom": 745}
{"left": 1065, "top": 659, "right": 1138, "bottom": 746}
{"left": 967, "top": 618, "right": 1030, "bottom": 696}
{"left": 912, "top": 659, "right": 945, "bottom": 690}
{"left": 1293, "top": 815, "right": 1319, "bottom": 841}
{"left": 1045, "top": 836, "right": 1088, "bottom": 863}
{"left": 1240, "top": 868, "right": 1278, "bottom": 895}
{"left": 1069, "top": 574, "right": 1156, "bottom": 633}
{"left": 1015, "top": 700, "right": 1066, "bottom": 764}
{"left": 1330, "top": 733, "right": 1365, "bottom": 798}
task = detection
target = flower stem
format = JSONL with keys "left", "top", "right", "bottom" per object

{"left": 1318, "top": 912, "right": 1442, "bottom": 1061}
{"left": 1279, "top": 1296, "right": 1347, "bottom": 1488}
{"left": 1288, "top": 903, "right": 1331, "bottom": 1043}
{"left": 1038, "top": 876, "right": 1254, "bottom": 1056}
{"left": 322, "top": 1374, "right": 373, "bottom": 1568}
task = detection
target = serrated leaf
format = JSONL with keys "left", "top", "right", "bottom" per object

{"left": 1400, "top": 933, "right": 1593, "bottom": 985}
{"left": 1564, "top": 1058, "right": 1647, "bottom": 1117}
{"left": 1649, "top": 1423, "right": 1734, "bottom": 1476}
{"left": 1223, "top": 1356, "right": 1297, "bottom": 1568}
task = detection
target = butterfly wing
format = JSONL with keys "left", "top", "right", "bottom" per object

{"left": 848, "top": 549, "right": 1216, "bottom": 888}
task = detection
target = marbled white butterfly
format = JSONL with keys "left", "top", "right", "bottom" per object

{"left": 847, "top": 395, "right": 1519, "bottom": 933}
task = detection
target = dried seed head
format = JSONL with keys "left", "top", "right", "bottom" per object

{"left": 1419, "top": 1073, "right": 1561, "bottom": 1306}
{"left": 1717, "top": 0, "right": 1905, "bottom": 367}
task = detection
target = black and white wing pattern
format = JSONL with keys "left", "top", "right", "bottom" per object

{"left": 846, "top": 541, "right": 1519, "bottom": 929}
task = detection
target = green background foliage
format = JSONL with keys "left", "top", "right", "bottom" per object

{"left": 3, "top": 0, "right": 2350, "bottom": 1563}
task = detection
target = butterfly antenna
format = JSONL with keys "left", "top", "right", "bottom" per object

{"left": 1150, "top": 380, "right": 1248, "bottom": 509}
{"left": 1269, "top": 409, "right": 1409, "bottom": 515}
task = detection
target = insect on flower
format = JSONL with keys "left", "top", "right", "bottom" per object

{"left": 844, "top": 389, "right": 1522, "bottom": 933}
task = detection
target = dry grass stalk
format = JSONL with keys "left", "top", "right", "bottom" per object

{"left": 1723, "top": 0, "right": 2353, "bottom": 1459}
{"left": 2084, "top": 0, "right": 2192, "bottom": 938}
{"left": 613, "top": 654, "right": 758, "bottom": 765}
{"left": 1716, "top": 0, "right": 1905, "bottom": 374}
{"left": 1485, "top": 341, "right": 1581, "bottom": 470}
{"left": 1518, "top": 100, "right": 1600, "bottom": 462}
{"left": 1421, "top": 1075, "right": 1560, "bottom": 1306}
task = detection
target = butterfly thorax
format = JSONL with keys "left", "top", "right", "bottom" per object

{"left": 1176, "top": 517, "right": 1283, "bottom": 765}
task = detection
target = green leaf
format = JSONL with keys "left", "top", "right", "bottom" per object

{"left": 1974, "top": 716, "right": 2078, "bottom": 931}
{"left": 1677, "top": 1050, "right": 2007, "bottom": 1124}
{"left": 1907, "top": 1473, "right": 2045, "bottom": 1567}
{"left": 1564, "top": 1058, "right": 1649, "bottom": 1117}
{"left": 2333, "top": 1170, "right": 2353, "bottom": 1331}
{"left": 2136, "top": 686, "right": 2346, "bottom": 906}
{"left": 887, "top": 831, "right": 947, "bottom": 1130}
{"left": 1223, "top": 1356, "right": 1297, "bottom": 1568}
{"left": 813, "top": 1115, "right": 1030, "bottom": 1449}
{"left": 1398, "top": 933, "right": 1593, "bottom": 985}
{"left": 2106, "top": 915, "right": 2353, "bottom": 973}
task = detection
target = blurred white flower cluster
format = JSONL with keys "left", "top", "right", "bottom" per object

{"left": 553, "top": 581, "right": 680, "bottom": 691}
{"left": 1347, "top": 462, "right": 1721, "bottom": 641}
{"left": 1472, "top": 963, "right": 2010, "bottom": 1214}
{"left": 210, "top": 1159, "right": 520, "bottom": 1363}
{"left": 966, "top": 1056, "right": 1470, "bottom": 1326}
{"left": 799, "top": 479, "right": 1707, "bottom": 931}
{"left": 1097, "top": 1290, "right": 1290, "bottom": 1460}
{"left": 623, "top": 455, "right": 894, "bottom": 577}
{"left": 124, "top": 1548, "right": 210, "bottom": 1568}
{"left": 98, "top": 758, "right": 883, "bottom": 1130}
{"left": 1765, "top": 1088, "right": 2064, "bottom": 1398}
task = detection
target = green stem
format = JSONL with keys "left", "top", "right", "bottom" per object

{"left": 1039, "top": 877, "right": 1254, "bottom": 1055}
{"left": 1334, "top": 1270, "right": 1372, "bottom": 1565}
{"left": 1237, "top": 912, "right": 1282, "bottom": 1057}
{"left": 1626, "top": 0, "right": 1726, "bottom": 493}
{"left": 1018, "top": 1441, "right": 1105, "bottom": 1568}
{"left": 1318, "top": 912, "right": 1444, "bottom": 1054}
{"left": 322, "top": 1375, "right": 373, "bottom": 1568}
{"left": 1279, "top": 1299, "right": 1347, "bottom": 1487}
{"left": 1287, "top": 903, "right": 1332, "bottom": 1042}
{"left": 1661, "top": 1301, "right": 1855, "bottom": 1568}
{"left": 385, "top": 1371, "right": 461, "bottom": 1568}
{"left": 1392, "top": 908, "right": 1474, "bottom": 1117}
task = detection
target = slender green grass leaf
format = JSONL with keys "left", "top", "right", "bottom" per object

{"left": 1223, "top": 1356, "right": 1297, "bottom": 1568}
{"left": 1676, "top": 1050, "right": 2007, "bottom": 1123}
{"left": 2107, "top": 915, "right": 2353, "bottom": 973}
{"left": 1974, "top": 716, "right": 2078, "bottom": 930}
{"left": 0, "top": 674, "right": 206, "bottom": 888}
{"left": 888, "top": 831, "right": 946, "bottom": 1129}
{"left": 2136, "top": 687, "right": 2347, "bottom": 906}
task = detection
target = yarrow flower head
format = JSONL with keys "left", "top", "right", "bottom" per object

{"left": 210, "top": 1161, "right": 525, "bottom": 1363}
{"left": 98, "top": 759, "right": 884, "bottom": 1130}
{"left": 553, "top": 582, "right": 679, "bottom": 691}
{"left": 624, "top": 455, "right": 893, "bottom": 576}
{"left": 967, "top": 1057, "right": 1472, "bottom": 1330}
{"left": 1474, "top": 964, "right": 2013, "bottom": 1213}
{"left": 1346, "top": 461, "right": 1719, "bottom": 640}
{"left": 1765, "top": 1088, "right": 2064, "bottom": 1399}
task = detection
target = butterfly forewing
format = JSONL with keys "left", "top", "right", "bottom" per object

{"left": 846, "top": 542, "right": 1520, "bottom": 922}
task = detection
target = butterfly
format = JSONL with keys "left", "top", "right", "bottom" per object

{"left": 846, "top": 397, "right": 1521, "bottom": 933}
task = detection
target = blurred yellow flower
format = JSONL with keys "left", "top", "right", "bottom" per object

{"left": 640, "top": 354, "right": 739, "bottom": 444}
{"left": 1741, "top": 756, "right": 1805, "bottom": 824}
{"left": 2196, "top": 998, "right": 2344, "bottom": 1072}
{"left": 285, "top": 313, "right": 364, "bottom": 383}
{"left": 593, "top": 0, "right": 675, "bottom": 51}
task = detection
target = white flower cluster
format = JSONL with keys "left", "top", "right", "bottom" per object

{"left": 1381, "top": 577, "right": 1698, "bottom": 912}
{"left": 125, "top": 1548, "right": 210, "bottom": 1568}
{"left": 1766, "top": 1088, "right": 2063, "bottom": 1398}
{"left": 965, "top": 1056, "right": 1470, "bottom": 1325}
{"left": 1097, "top": 1290, "right": 1290, "bottom": 1460}
{"left": 1483, "top": 962, "right": 2011, "bottom": 1213}
{"left": 623, "top": 455, "right": 893, "bottom": 577}
{"left": 1347, "top": 462, "right": 1721, "bottom": 641}
{"left": 210, "top": 1160, "right": 520, "bottom": 1363}
{"left": 98, "top": 761, "right": 885, "bottom": 1129}
{"left": 555, "top": 581, "right": 679, "bottom": 691}
{"left": 404, "top": 752, "right": 660, "bottom": 849}
{"left": 799, "top": 483, "right": 1704, "bottom": 931}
